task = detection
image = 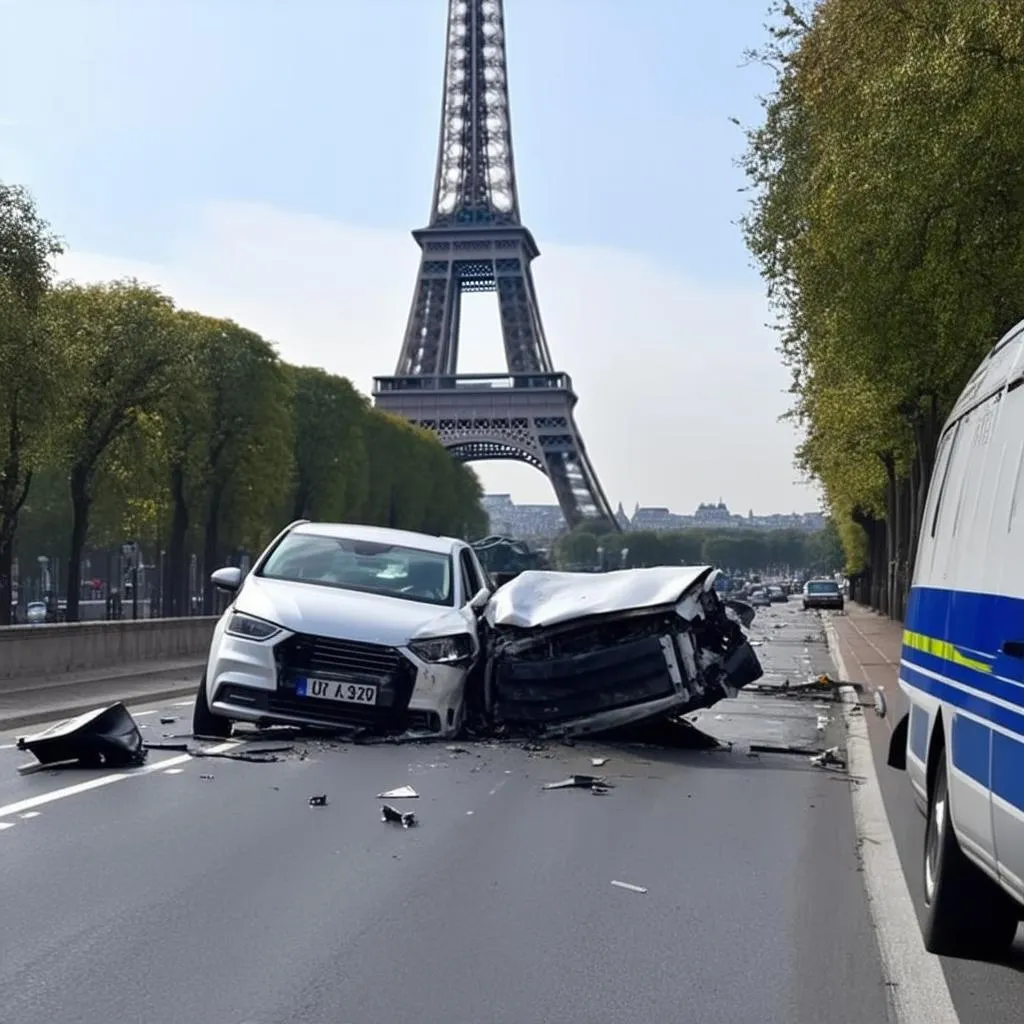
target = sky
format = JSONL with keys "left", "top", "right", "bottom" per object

{"left": 0, "top": 0, "right": 822, "bottom": 518}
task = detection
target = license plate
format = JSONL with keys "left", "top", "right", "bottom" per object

{"left": 294, "top": 678, "right": 378, "bottom": 705}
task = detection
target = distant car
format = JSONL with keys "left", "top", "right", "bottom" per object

{"left": 195, "top": 522, "right": 492, "bottom": 740}
{"left": 802, "top": 579, "right": 844, "bottom": 612}
{"left": 25, "top": 601, "right": 47, "bottom": 625}
{"left": 749, "top": 589, "right": 771, "bottom": 607}
{"left": 767, "top": 585, "right": 788, "bottom": 603}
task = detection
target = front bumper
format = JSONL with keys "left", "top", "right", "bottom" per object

{"left": 804, "top": 597, "right": 844, "bottom": 609}
{"left": 208, "top": 630, "right": 465, "bottom": 737}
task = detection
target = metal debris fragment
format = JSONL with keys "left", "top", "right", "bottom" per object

{"left": 309, "top": 794, "right": 328, "bottom": 807}
{"left": 381, "top": 804, "right": 417, "bottom": 827}
{"left": 590, "top": 757, "right": 609, "bottom": 767}
{"left": 810, "top": 746, "right": 846, "bottom": 770}
{"left": 610, "top": 880, "right": 647, "bottom": 894}
{"left": 199, "top": 774, "right": 214, "bottom": 780}
{"left": 377, "top": 785, "right": 419, "bottom": 799}
{"left": 543, "top": 774, "right": 613, "bottom": 793}
{"left": 874, "top": 689, "right": 888, "bottom": 718}
{"left": 160, "top": 717, "right": 176, "bottom": 725}
{"left": 446, "top": 745, "right": 471, "bottom": 754}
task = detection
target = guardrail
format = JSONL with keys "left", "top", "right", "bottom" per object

{"left": 0, "top": 616, "right": 218, "bottom": 682}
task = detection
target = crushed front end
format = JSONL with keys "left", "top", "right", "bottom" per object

{"left": 485, "top": 574, "right": 763, "bottom": 736}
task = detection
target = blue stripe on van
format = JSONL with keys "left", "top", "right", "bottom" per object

{"left": 900, "top": 662, "right": 1024, "bottom": 737}
{"left": 902, "top": 646, "right": 1024, "bottom": 709}
{"left": 951, "top": 713, "right": 990, "bottom": 786}
{"left": 905, "top": 586, "right": 1024, "bottom": 684}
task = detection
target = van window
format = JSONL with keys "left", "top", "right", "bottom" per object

{"left": 929, "top": 422, "right": 961, "bottom": 538}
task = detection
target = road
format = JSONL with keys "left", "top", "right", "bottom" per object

{"left": 0, "top": 602, "right": 893, "bottom": 1024}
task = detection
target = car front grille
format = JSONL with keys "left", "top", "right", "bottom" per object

{"left": 264, "top": 632, "right": 418, "bottom": 730}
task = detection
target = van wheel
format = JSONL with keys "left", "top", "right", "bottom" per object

{"left": 192, "top": 675, "right": 233, "bottom": 738}
{"left": 922, "top": 754, "right": 1020, "bottom": 956}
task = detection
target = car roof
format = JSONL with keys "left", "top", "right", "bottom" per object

{"left": 289, "top": 521, "right": 462, "bottom": 555}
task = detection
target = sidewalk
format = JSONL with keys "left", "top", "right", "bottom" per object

{"left": 827, "top": 603, "right": 907, "bottom": 727}
{"left": 0, "top": 658, "right": 203, "bottom": 732}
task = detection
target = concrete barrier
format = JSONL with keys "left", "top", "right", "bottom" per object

{"left": 0, "top": 617, "right": 218, "bottom": 682}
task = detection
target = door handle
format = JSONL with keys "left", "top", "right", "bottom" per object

{"left": 1001, "top": 640, "right": 1024, "bottom": 659}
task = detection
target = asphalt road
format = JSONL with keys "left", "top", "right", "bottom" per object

{"left": 0, "top": 602, "right": 893, "bottom": 1024}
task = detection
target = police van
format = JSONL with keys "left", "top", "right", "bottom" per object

{"left": 889, "top": 318, "right": 1024, "bottom": 957}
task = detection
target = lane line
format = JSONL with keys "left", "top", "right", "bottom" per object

{"left": 825, "top": 620, "right": 960, "bottom": 1024}
{"left": 0, "top": 741, "right": 239, "bottom": 820}
{"left": 0, "top": 822, "right": 13, "bottom": 831}
{"left": 20, "top": 811, "right": 40, "bottom": 819}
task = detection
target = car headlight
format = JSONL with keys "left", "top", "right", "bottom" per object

{"left": 225, "top": 612, "right": 281, "bottom": 641}
{"left": 407, "top": 633, "right": 474, "bottom": 665}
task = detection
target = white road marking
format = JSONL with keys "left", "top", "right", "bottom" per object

{"left": 133, "top": 710, "right": 158, "bottom": 717}
{"left": 0, "top": 743, "right": 15, "bottom": 750}
{"left": 826, "top": 621, "right": 960, "bottom": 1024}
{"left": 0, "top": 821, "right": 14, "bottom": 831}
{"left": 610, "top": 880, "right": 647, "bottom": 894}
{"left": 171, "top": 700, "right": 194, "bottom": 708}
{"left": 20, "top": 811, "right": 40, "bottom": 819}
{"left": 0, "top": 741, "right": 239, "bottom": 820}
{"left": 163, "top": 768, "right": 184, "bottom": 775}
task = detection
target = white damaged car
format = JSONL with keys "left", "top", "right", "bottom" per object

{"left": 193, "top": 521, "right": 493, "bottom": 739}
{"left": 193, "top": 520, "right": 763, "bottom": 740}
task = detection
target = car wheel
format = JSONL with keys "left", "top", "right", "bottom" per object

{"left": 922, "top": 752, "right": 1020, "bottom": 956}
{"left": 192, "top": 675, "right": 233, "bottom": 738}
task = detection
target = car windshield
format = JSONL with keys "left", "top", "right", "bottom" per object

{"left": 258, "top": 532, "right": 454, "bottom": 606}
{"left": 807, "top": 581, "right": 839, "bottom": 595}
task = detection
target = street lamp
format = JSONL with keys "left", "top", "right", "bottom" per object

{"left": 620, "top": 547, "right": 629, "bottom": 569}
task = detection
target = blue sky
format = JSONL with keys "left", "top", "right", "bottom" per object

{"left": 0, "top": 0, "right": 820, "bottom": 516}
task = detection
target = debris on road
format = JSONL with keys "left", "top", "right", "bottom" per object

{"left": 874, "top": 689, "right": 888, "bottom": 718}
{"left": 377, "top": 785, "right": 419, "bottom": 799}
{"left": 16, "top": 702, "right": 147, "bottom": 771}
{"left": 610, "top": 880, "right": 648, "bottom": 894}
{"left": 199, "top": 774, "right": 214, "bottom": 781}
{"left": 309, "top": 794, "right": 328, "bottom": 807}
{"left": 543, "top": 774, "right": 613, "bottom": 793}
{"left": 810, "top": 746, "right": 847, "bottom": 771}
{"left": 381, "top": 803, "right": 417, "bottom": 828}
{"left": 590, "top": 757, "right": 609, "bottom": 767}
{"left": 445, "top": 745, "right": 471, "bottom": 754}
{"left": 159, "top": 716, "right": 176, "bottom": 725}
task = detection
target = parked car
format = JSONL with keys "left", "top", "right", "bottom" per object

{"left": 767, "top": 585, "right": 788, "bottom": 603}
{"left": 802, "top": 579, "right": 844, "bottom": 612}
{"left": 193, "top": 521, "right": 763, "bottom": 740}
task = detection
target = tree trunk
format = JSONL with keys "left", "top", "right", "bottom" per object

{"left": 0, "top": 532, "right": 14, "bottom": 625}
{"left": 202, "top": 488, "right": 223, "bottom": 615}
{"left": 66, "top": 464, "right": 92, "bottom": 623}
{"left": 164, "top": 463, "right": 189, "bottom": 616}
{"left": 882, "top": 455, "right": 897, "bottom": 618}
{"left": 293, "top": 476, "right": 310, "bottom": 520}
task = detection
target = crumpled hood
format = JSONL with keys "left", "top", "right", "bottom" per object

{"left": 485, "top": 566, "right": 716, "bottom": 630}
{"left": 236, "top": 575, "right": 469, "bottom": 646}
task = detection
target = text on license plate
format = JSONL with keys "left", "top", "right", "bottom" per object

{"left": 295, "top": 678, "right": 378, "bottom": 705}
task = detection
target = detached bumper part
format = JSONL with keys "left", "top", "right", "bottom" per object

{"left": 16, "top": 702, "right": 147, "bottom": 769}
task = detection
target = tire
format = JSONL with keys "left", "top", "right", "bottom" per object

{"left": 922, "top": 752, "right": 1020, "bottom": 956}
{"left": 192, "top": 674, "right": 233, "bottom": 738}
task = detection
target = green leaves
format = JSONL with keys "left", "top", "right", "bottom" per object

{"left": 740, "top": 0, "right": 1024, "bottom": 599}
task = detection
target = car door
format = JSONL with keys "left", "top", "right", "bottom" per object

{"left": 456, "top": 547, "right": 486, "bottom": 659}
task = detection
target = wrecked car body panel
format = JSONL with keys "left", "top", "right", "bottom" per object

{"left": 484, "top": 567, "right": 763, "bottom": 735}
{"left": 17, "top": 702, "right": 147, "bottom": 770}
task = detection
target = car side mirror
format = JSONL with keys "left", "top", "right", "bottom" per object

{"left": 210, "top": 566, "right": 243, "bottom": 593}
{"left": 469, "top": 586, "right": 491, "bottom": 612}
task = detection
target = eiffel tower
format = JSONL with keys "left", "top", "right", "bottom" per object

{"left": 372, "top": 0, "right": 619, "bottom": 532}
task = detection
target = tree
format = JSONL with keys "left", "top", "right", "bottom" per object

{"left": 0, "top": 185, "right": 63, "bottom": 623}
{"left": 739, "top": 0, "right": 1024, "bottom": 618}
{"left": 45, "top": 280, "right": 180, "bottom": 621}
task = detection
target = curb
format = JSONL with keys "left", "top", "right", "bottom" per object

{"left": 0, "top": 680, "right": 199, "bottom": 733}
{"left": 824, "top": 616, "right": 960, "bottom": 1024}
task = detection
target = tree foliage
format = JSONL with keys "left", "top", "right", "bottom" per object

{"left": 4, "top": 188, "right": 487, "bottom": 622}
{"left": 739, "top": 0, "right": 1024, "bottom": 617}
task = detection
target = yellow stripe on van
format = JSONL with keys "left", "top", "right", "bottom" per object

{"left": 902, "top": 629, "right": 994, "bottom": 674}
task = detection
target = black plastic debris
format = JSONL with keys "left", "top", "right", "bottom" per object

{"left": 543, "top": 774, "right": 613, "bottom": 794}
{"left": 381, "top": 803, "right": 417, "bottom": 827}
{"left": 199, "top": 774, "right": 214, "bottom": 781}
{"left": 309, "top": 794, "right": 328, "bottom": 807}
{"left": 160, "top": 716, "right": 176, "bottom": 725}
{"left": 16, "top": 702, "right": 147, "bottom": 770}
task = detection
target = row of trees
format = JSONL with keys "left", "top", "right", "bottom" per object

{"left": 0, "top": 184, "right": 487, "bottom": 623}
{"left": 740, "top": 1, "right": 1024, "bottom": 617}
{"left": 552, "top": 519, "right": 844, "bottom": 574}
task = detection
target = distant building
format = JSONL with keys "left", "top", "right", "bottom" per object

{"left": 482, "top": 494, "right": 826, "bottom": 539}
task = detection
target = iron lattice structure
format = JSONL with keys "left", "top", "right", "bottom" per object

{"left": 373, "top": 0, "right": 619, "bottom": 532}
